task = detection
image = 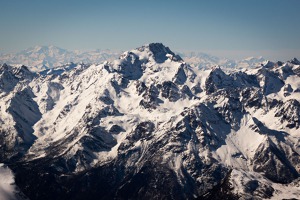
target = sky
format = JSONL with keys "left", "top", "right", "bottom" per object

{"left": 0, "top": 0, "right": 299, "bottom": 60}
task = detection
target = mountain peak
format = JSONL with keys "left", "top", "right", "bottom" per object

{"left": 111, "top": 43, "right": 187, "bottom": 81}
{"left": 22, "top": 45, "right": 68, "bottom": 55}
{"left": 136, "top": 43, "right": 183, "bottom": 63}
{"left": 289, "top": 58, "right": 300, "bottom": 65}
{"left": 0, "top": 63, "right": 9, "bottom": 68}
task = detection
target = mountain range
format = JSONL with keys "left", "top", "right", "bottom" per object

{"left": 0, "top": 45, "right": 266, "bottom": 71}
{"left": 0, "top": 43, "right": 299, "bottom": 199}
{"left": 177, "top": 52, "right": 266, "bottom": 69}
{"left": 0, "top": 45, "right": 120, "bottom": 71}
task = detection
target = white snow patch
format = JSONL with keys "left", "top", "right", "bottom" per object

{"left": 216, "top": 115, "right": 266, "bottom": 169}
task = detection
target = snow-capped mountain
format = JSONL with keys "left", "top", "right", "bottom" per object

{"left": 0, "top": 46, "right": 120, "bottom": 71}
{"left": 0, "top": 43, "right": 299, "bottom": 200}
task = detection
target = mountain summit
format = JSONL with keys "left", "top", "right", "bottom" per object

{"left": 0, "top": 43, "right": 299, "bottom": 200}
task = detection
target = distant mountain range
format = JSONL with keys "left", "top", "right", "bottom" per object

{"left": 0, "top": 45, "right": 121, "bottom": 71}
{"left": 178, "top": 51, "right": 266, "bottom": 69}
{"left": 0, "top": 45, "right": 267, "bottom": 71}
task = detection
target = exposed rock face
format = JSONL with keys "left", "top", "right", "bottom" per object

{"left": 0, "top": 43, "right": 299, "bottom": 200}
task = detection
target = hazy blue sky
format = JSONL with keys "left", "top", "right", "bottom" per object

{"left": 0, "top": 0, "right": 299, "bottom": 60}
